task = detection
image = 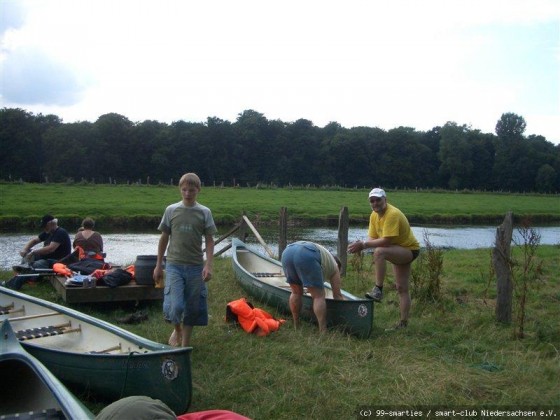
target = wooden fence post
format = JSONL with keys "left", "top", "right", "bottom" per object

{"left": 338, "top": 206, "right": 349, "bottom": 276}
{"left": 279, "top": 207, "right": 288, "bottom": 259}
{"left": 493, "top": 211, "right": 514, "bottom": 324}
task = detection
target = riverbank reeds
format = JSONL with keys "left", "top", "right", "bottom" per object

{"left": 1, "top": 245, "right": 558, "bottom": 418}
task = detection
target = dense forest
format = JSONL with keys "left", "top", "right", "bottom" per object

{"left": 1, "top": 108, "right": 559, "bottom": 193}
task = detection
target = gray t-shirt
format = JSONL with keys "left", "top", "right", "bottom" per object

{"left": 158, "top": 201, "right": 217, "bottom": 265}
{"left": 315, "top": 242, "right": 338, "bottom": 281}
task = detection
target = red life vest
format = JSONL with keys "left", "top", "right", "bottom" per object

{"left": 53, "top": 263, "right": 72, "bottom": 277}
{"left": 226, "top": 298, "right": 285, "bottom": 337}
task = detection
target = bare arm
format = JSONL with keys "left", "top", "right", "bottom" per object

{"left": 329, "top": 269, "right": 344, "bottom": 300}
{"left": 32, "top": 241, "right": 61, "bottom": 257}
{"left": 153, "top": 232, "right": 169, "bottom": 282}
{"left": 348, "top": 236, "right": 392, "bottom": 253}
{"left": 202, "top": 234, "right": 214, "bottom": 282}
{"left": 20, "top": 237, "right": 41, "bottom": 257}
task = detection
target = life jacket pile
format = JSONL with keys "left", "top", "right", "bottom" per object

{"left": 226, "top": 298, "right": 285, "bottom": 337}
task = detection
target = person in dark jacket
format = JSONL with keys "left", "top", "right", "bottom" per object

{"left": 19, "top": 214, "right": 72, "bottom": 269}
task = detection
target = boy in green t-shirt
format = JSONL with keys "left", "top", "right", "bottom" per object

{"left": 154, "top": 173, "right": 217, "bottom": 347}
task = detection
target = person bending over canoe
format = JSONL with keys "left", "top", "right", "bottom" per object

{"left": 281, "top": 241, "right": 344, "bottom": 333}
{"left": 153, "top": 173, "right": 217, "bottom": 347}
{"left": 19, "top": 214, "right": 72, "bottom": 270}
{"left": 347, "top": 188, "right": 420, "bottom": 331}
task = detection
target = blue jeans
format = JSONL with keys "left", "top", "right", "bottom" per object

{"left": 163, "top": 263, "right": 208, "bottom": 326}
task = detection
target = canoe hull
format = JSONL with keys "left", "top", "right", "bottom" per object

{"left": 231, "top": 239, "right": 373, "bottom": 338}
{"left": 0, "top": 287, "right": 192, "bottom": 414}
{"left": 0, "top": 320, "right": 94, "bottom": 419}
{"left": 24, "top": 344, "right": 191, "bottom": 412}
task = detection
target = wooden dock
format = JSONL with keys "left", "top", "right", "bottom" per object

{"left": 49, "top": 276, "right": 163, "bottom": 304}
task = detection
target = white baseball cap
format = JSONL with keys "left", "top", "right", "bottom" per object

{"left": 368, "top": 188, "right": 386, "bottom": 198}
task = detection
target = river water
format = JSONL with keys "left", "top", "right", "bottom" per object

{"left": 1, "top": 225, "right": 558, "bottom": 270}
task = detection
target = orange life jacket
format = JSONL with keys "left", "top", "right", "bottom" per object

{"left": 226, "top": 298, "right": 285, "bottom": 337}
{"left": 53, "top": 263, "right": 72, "bottom": 277}
{"left": 75, "top": 245, "right": 105, "bottom": 261}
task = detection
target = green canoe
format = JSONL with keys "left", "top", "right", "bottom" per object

{"left": 0, "top": 286, "right": 192, "bottom": 415}
{"left": 231, "top": 238, "right": 374, "bottom": 338}
{"left": 0, "top": 320, "right": 94, "bottom": 419}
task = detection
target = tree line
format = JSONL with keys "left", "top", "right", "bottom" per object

{"left": 1, "top": 108, "right": 558, "bottom": 193}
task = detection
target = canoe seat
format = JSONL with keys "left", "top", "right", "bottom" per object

{"left": 252, "top": 272, "right": 291, "bottom": 288}
{"left": 252, "top": 272, "right": 284, "bottom": 278}
{"left": 0, "top": 303, "right": 25, "bottom": 316}
{"left": 4, "top": 408, "right": 64, "bottom": 419}
{"left": 0, "top": 302, "right": 14, "bottom": 314}
{"left": 16, "top": 322, "right": 81, "bottom": 341}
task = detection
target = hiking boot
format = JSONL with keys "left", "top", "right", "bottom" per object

{"left": 365, "top": 285, "right": 383, "bottom": 301}
{"left": 385, "top": 320, "right": 408, "bottom": 332}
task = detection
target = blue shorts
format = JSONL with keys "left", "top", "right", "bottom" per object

{"left": 163, "top": 263, "right": 208, "bottom": 326}
{"left": 281, "top": 242, "right": 324, "bottom": 289}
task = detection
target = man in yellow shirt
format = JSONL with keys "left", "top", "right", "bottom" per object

{"left": 348, "top": 188, "right": 420, "bottom": 330}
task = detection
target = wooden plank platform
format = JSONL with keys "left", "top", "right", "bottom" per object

{"left": 49, "top": 276, "right": 163, "bottom": 304}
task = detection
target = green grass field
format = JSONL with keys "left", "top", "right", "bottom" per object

{"left": 1, "top": 183, "right": 559, "bottom": 230}
{"left": 1, "top": 183, "right": 558, "bottom": 417}
{"left": 1, "top": 245, "right": 558, "bottom": 418}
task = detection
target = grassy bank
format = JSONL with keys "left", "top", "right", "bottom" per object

{"left": 1, "top": 183, "right": 559, "bottom": 231}
{"left": 1, "top": 245, "right": 558, "bottom": 418}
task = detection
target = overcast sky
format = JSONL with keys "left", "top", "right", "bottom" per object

{"left": 1, "top": 0, "right": 559, "bottom": 143}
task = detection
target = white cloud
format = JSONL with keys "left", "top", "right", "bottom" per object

{"left": 0, "top": 0, "right": 558, "bottom": 142}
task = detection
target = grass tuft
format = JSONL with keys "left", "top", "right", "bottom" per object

{"left": 1, "top": 245, "right": 558, "bottom": 417}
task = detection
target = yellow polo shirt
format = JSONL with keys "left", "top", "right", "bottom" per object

{"left": 368, "top": 204, "right": 419, "bottom": 250}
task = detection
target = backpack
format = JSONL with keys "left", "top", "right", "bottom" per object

{"left": 100, "top": 269, "right": 132, "bottom": 288}
{"left": 68, "top": 258, "right": 111, "bottom": 275}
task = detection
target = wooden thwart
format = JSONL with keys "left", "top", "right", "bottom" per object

{"left": 8, "top": 311, "right": 59, "bottom": 322}
{"left": 90, "top": 343, "right": 122, "bottom": 354}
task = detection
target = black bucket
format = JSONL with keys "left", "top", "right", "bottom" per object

{"left": 135, "top": 255, "right": 163, "bottom": 285}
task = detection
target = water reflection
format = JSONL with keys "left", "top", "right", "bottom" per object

{"left": 1, "top": 226, "right": 558, "bottom": 271}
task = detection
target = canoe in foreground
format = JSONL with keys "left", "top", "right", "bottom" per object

{"left": 0, "top": 320, "right": 94, "bottom": 419}
{"left": 0, "top": 286, "right": 192, "bottom": 415}
{"left": 231, "top": 238, "right": 373, "bottom": 338}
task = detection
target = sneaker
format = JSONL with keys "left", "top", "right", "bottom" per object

{"left": 385, "top": 320, "right": 408, "bottom": 332}
{"left": 365, "top": 286, "right": 383, "bottom": 301}
{"left": 12, "top": 264, "right": 34, "bottom": 274}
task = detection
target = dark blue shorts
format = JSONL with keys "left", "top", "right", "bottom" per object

{"left": 281, "top": 242, "right": 324, "bottom": 289}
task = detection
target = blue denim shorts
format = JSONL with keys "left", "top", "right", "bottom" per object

{"left": 281, "top": 241, "right": 324, "bottom": 289}
{"left": 163, "top": 262, "right": 208, "bottom": 326}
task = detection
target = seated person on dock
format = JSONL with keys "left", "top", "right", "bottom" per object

{"left": 73, "top": 217, "right": 104, "bottom": 259}
{"left": 19, "top": 214, "right": 72, "bottom": 270}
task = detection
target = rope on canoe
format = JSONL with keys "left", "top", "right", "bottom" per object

{"left": 120, "top": 351, "right": 141, "bottom": 398}
{"left": 16, "top": 322, "right": 81, "bottom": 341}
